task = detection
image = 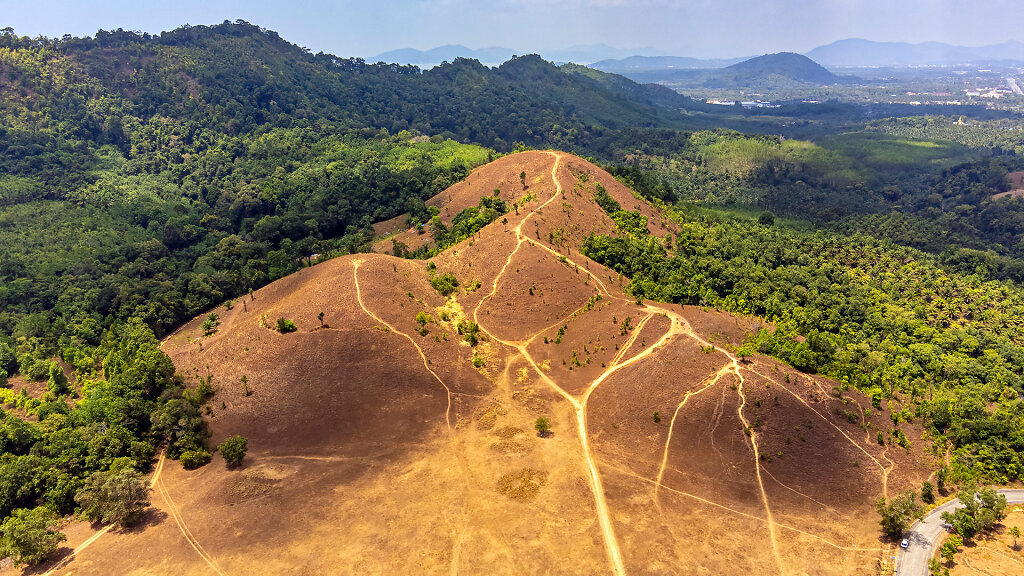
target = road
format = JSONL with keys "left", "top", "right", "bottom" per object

{"left": 1008, "top": 77, "right": 1024, "bottom": 96}
{"left": 896, "top": 489, "right": 1024, "bottom": 575}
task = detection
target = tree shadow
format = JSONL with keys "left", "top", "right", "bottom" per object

{"left": 119, "top": 507, "right": 169, "bottom": 534}
{"left": 22, "top": 546, "right": 74, "bottom": 575}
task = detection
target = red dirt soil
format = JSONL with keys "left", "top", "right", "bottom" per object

{"left": 25, "top": 152, "right": 937, "bottom": 576}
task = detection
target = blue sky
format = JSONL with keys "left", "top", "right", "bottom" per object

{"left": 1, "top": 0, "right": 1021, "bottom": 58}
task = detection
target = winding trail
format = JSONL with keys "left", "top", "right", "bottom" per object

{"left": 467, "top": 152, "right": 814, "bottom": 574}
{"left": 654, "top": 361, "right": 736, "bottom": 503}
{"left": 472, "top": 153, "right": 627, "bottom": 575}
{"left": 749, "top": 367, "right": 890, "bottom": 499}
{"left": 603, "top": 460, "right": 885, "bottom": 553}
{"left": 734, "top": 368, "right": 785, "bottom": 574}
{"left": 353, "top": 259, "right": 454, "bottom": 431}
{"left": 153, "top": 452, "right": 228, "bottom": 576}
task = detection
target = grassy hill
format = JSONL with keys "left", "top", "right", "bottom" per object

{"left": 35, "top": 152, "right": 934, "bottom": 575}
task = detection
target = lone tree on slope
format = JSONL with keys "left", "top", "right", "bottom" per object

{"left": 534, "top": 417, "right": 551, "bottom": 438}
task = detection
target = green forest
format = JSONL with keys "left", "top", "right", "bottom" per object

{"left": 2, "top": 20, "right": 1024, "bottom": 563}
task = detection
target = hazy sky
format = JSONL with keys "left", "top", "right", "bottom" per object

{"left": 2, "top": 0, "right": 1021, "bottom": 58}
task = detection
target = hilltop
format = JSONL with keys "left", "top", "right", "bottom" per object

{"left": 31, "top": 152, "right": 934, "bottom": 575}
{"left": 709, "top": 52, "right": 842, "bottom": 86}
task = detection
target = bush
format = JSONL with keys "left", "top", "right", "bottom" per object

{"left": 276, "top": 318, "right": 297, "bottom": 333}
{"left": 180, "top": 449, "right": 212, "bottom": 470}
{"left": 430, "top": 272, "right": 460, "bottom": 297}
{"left": 217, "top": 435, "right": 248, "bottom": 468}
{"left": 922, "top": 481, "right": 935, "bottom": 504}
{"left": 0, "top": 507, "right": 66, "bottom": 566}
{"left": 534, "top": 417, "right": 551, "bottom": 437}
{"left": 201, "top": 313, "right": 220, "bottom": 336}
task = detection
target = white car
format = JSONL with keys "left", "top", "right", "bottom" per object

{"left": 900, "top": 539, "right": 910, "bottom": 549}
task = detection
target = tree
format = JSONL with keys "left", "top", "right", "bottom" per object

{"left": 0, "top": 507, "right": 66, "bottom": 566}
{"left": 921, "top": 481, "right": 935, "bottom": 504}
{"left": 276, "top": 318, "right": 297, "bottom": 333}
{"left": 940, "top": 534, "right": 962, "bottom": 562}
{"left": 75, "top": 469, "right": 151, "bottom": 528}
{"left": 317, "top": 311, "right": 325, "bottom": 328}
{"left": 201, "top": 313, "right": 219, "bottom": 336}
{"left": 217, "top": 435, "right": 247, "bottom": 467}
{"left": 941, "top": 484, "right": 1007, "bottom": 540}
{"left": 519, "top": 171, "right": 526, "bottom": 190}
{"left": 758, "top": 211, "right": 776, "bottom": 226}
{"left": 936, "top": 466, "right": 948, "bottom": 493}
{"left": 47, "top": 363, "right": 70, "bottom": 396}
{"left": 942, "top": 508, "right": 978, "bottom": 540}
{"left": 534, "top": 417, "right": 551, "bottom": 437}
{"left": 876, "top": 490, "right": 923, "bottom": 539}
{"left": 1009, "top": 526, "right": 1021, "bottom": 550}
{"left": 928, "top": 557, "right": 948, "bottom": 576}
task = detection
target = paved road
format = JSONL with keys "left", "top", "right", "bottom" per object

{"left": 896, "top": 489, "right": 1024, "bottom": 575}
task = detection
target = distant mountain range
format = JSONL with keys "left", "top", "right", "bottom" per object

{"left": 590, "top": 55, "right": 746, "bottom": 72}
{"left": 375, "top": 39, "right": 1024, "bottom": 70}
{"left": 372, "top": 43, "right": 665, "bottom": 67}
{"left": 806, "top": 39, "right": 1024, "bottom": 67}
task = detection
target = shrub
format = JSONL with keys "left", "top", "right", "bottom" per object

{"left": 201, "top": 313, "right": 219, "bottom": 336}
{"left": 922, "top": 481, "right": 935, "bottom": 504}
{"left": 276, "top": 318, "right": 297, "bottom": 333}
{"left": 180, "top": 449, "right": 212, "bottom": 470}
{"left": 430, "top": 272, "right": 460, "bottom": 297}
{"left": 217, "top": 435, "right": 248, "bottom": 468}
{"left": 534, "top": 417, "right": 552, "bottom": 437}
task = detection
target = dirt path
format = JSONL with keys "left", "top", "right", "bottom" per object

{"left": 749, "top": 368, "right": 890, "bottom": 499}
{"left": 352, "top": 259, "right": 454, "bottom": 430}
{"left": 473, "top": 153, "right": 628, "bottom": 575}
{"left": 470, "top": 152, "right": 811, "bottom": 574}
{"left": 154, "top": 453, "right": 228, "bottom": 576}
{"left": 734, "top": 370, "right": 785, "bottom": 575}
{"left": 604, "top": 460, "right": 885, "bottom": 553}
{"left": 654, "top": 361, "right": 735, "bottom": 503}
{"left": 42, "top": 451, "right": 172, "bottom": 576}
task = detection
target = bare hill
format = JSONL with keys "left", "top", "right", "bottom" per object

{"left": 34, "top": 152, "right": 936, "bottom": 576}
